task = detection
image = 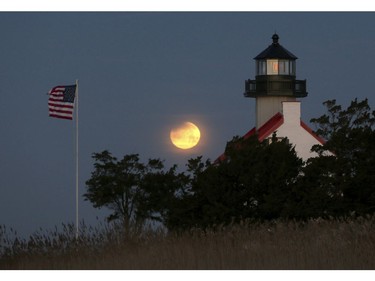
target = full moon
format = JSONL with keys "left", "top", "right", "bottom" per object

{"left": 170, "top": 122, "right": 201, "bottom": 150}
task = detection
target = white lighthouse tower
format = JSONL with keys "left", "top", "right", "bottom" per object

{"left": 241, "top": 34, "right": 325, "bottom": 161}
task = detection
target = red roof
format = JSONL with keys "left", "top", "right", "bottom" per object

{"left": 215, "top": 113, "right": 284, "bottom": 163}
{"left": 243, "top": 113, "right": 325, "bottom": 145}
{"left": 215, "top": 112, "right": 326, "bottom": 163}
{"left": 243, "top": 112, "right": 284, "bottom": 142}
{"left": 300, "top": 120, "right": 326, "bottom": 145}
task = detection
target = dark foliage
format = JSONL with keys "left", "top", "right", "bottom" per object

{"left": 169, "top": 135, "right": 303, "bottom": 230}
{"left": 304, "top": 98, "right": 375, "bottom": 217}
{"left": 84, "top": 151, "right": 187, "bottom": 232}
{"left": 84, "top": 98, "right": 375, "bottom": 231}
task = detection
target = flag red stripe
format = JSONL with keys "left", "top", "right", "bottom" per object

{"left": 49, "top": 95, "right": 63, "bottom": 100}
{"left": 48, "top": 97, "right": 63, "bottom": 102}
{"left": 49, "top": 109, "right": 74, "bottom": 115}
{"left": 49, "top": 113, "right": 73, "bottom": 120}
{"left": 48, "top": 102, "right": 74, "bottom": 109}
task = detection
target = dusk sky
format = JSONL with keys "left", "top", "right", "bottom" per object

{"left": 1, "top": 11, "right": 375, "bottom": 238}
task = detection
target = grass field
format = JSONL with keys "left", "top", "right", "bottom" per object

{"left": 1, "top": 216, "right": 374, "bottom": 269}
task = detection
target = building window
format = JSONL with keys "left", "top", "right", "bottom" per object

{"left": 257, "top": 60, "right": 267, "bottom": 75}
{"left": 289, "top": 60, "right": 296, "bottom": 76}
{"left": 278, "top": 60, "right": 290, "bottom": 75}
{"left": 267, "top": 59, "right": 279, "bottom": 75}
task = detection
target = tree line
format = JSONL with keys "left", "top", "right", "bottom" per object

{"left": 84, "top": 98, "right": 375, "bottom": 232}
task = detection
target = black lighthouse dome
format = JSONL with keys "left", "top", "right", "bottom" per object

{"left": 254, "top": 33, "right": 298, "bottom": 60}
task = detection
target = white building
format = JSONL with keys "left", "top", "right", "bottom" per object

{"left": 241, "top": 101, "right": 326, "bottom": 161}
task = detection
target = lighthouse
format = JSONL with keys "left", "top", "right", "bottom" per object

{"left": 239, "top": 34, "right": 326, "bottom": 161}
{"left": 217, "top": 34, "right": 326, "bottom": 162}
{"left": 245, "top": 33, "right": 307, "bottom": 128}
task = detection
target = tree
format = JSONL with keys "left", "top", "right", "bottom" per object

{"left": 162, "top": 156, "right": 212, "bottom": 231}
{"left": 302, "top": 98, "right": 375, "bottom": 216}
{"left": 85, "top": 99, "right": 375, "bottom": 231}
{"left": 169, "top": 135, "right": 303, "bottom": 230}
{"left": 310, "top": 98, "right": 375, "bottom": 158}
{"left": 84, "top": 151, "right": 185, "bottom": 233}
{"left": 84, "top": 151, "right": 146, "bottom": 232}
{"left": 137, "top": 161, "right": 190, "bottom": 228}
{"left": 286, "top": 154, "right": 345, "bottom": 219}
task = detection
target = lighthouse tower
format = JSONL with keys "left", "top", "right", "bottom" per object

{"left": 245, "top": 33, "right": 307, "bottom": 128}
{"left": 240, "top": 34, "right": 326, "bottom": 161}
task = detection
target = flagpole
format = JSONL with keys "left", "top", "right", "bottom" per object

{"left": 75, "top": 79, "right": 79, "bottom": 239}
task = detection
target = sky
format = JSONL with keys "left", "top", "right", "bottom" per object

{"left": 1, "top": 11, "right": 375, "bottom": 238}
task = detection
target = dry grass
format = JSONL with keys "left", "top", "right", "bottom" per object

{"left": 1, "top": 217, "right": 375, "bottom": 269}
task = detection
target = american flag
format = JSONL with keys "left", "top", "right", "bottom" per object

{"left": 48, "top": 85, "right": 77, "bottom": 120}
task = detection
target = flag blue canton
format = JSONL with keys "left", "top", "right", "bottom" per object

{"left": 63, "top": 85, "right": 76, "bottom": 103}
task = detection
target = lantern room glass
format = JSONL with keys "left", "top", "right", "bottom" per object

{"left": 256, "top": 59, "right": 295, "bottom": 76}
